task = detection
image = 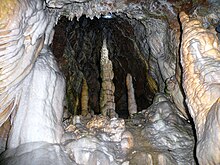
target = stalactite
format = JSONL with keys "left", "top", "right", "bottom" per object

{"left": 126, "top": 73, "right": 137, "bottom": 117}
{"left": 81, "top": 78, "right": 89, "bottom": 116}
{"left": 100, "top": 38, "right": 117, "bottom": 118}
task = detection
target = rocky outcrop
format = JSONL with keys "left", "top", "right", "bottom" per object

{"left": 180, "top": 11, "right": 220, "bottom": 164}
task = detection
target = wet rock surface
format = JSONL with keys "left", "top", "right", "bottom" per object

{"left": 53, "top": 16, "right": 156, "bottom": 117}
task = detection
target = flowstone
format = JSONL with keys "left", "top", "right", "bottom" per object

{"left": 141, "top": 93, "right": 195, "bottom": 165}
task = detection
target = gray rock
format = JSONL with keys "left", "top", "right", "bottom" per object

{"left": 142, "top": 93, "right": 195, "bottom": 165}
{"left": 0, "top": 142, "right": 74, "bottom": 165}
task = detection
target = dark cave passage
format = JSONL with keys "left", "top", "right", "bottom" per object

{"left": 52, "top": 15, "right": 156, "bottom": 118}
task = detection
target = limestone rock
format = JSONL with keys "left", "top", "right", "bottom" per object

{"left": 0, "top": 0, "right": 48, "bottom": 127}
{"left": 0, "top": 120, "right": 10, "bottom": 154}
{"left": 81, "top": 78, "right": 89, "bottom": 116}
{"left": 64, "top": 136, "right": 119, "bottom": 165}
{"left": 100, "top": 38, "right": 117, "bottom": 118}
{"left": 142, "top": 93, "right": 195, "bottom": 165}
{"left": 86, "top": 115, "right": 126, "bottom": 142}
{"left": 7, "top": 48, "right": 65, "bottom": 148}
{"left": 180, "top": 11, "right": 220, "bottom": 164}
{"left": 0, "top": 142, "right": 74, "bottom": 165}
{"left": 165, "top": 75, "right": 188, "bottom": 119}
{"left": 129, "top": 152, "right": 153, "bottom": 165}
{"left": 126, "top": 73, "right": 137, "bottom": 117}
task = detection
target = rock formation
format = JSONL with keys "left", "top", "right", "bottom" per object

{"left": 126, "top": 73, "right": 137, "bottom": 117}
{"left": 100, "top": 38, "right": 117, "bottom": 118}
{"left": 165, "top": 76, "right": 188, "bottom": 119}
{"left": 0, "top": 0, "right": 65, "bottom": 149}
{"left": 180, "top": 11, "right": 220, "bottom": 164}
{"left": 0, "top": 0, "right": 220, "bottom": 164}
{"left": 0, "top": 119, "right": 10, "bottom": 154}
{"left": 141, "top": 93, "right": 195, "bottom": 165}
{"left": 81, "top": 78, "right": 89, "bottom": 116}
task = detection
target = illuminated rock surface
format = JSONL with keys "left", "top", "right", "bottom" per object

{"left": 141, "top": 93, "right": 195, "bottom": 164}
{"left": 0, "top": 0, "right": 220, "bottom": 164}
{"left": 7, "top": 48, "right": 65, "bottom": 148}
{"left": 180, "top": 11, "right": 220, "bottom": 165}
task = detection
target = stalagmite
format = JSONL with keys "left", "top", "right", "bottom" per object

{"left": 180, "top": 11, "right": 220, "bottom": 164}
{"left": 126, "top": 73, "right": 137, "bottom": 117}
{"left": 100, "top": 38, "right": 117, "bottom": 118}
{"left": 81, "top": 78, "right": 89, "bottom": 116}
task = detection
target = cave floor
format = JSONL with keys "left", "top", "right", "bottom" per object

{"left": 62, "top": 110, "right": 195, "bottom": 165}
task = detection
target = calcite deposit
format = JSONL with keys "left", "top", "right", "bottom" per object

{"left": 126, "top": 73, "right": 137, "bottom": 117}
{"left": 0, "top": 0, "right": 220, "bottom": 164}
{"left": 180, "top": 11, "right": 220, "bottom": 164}
{"left": 81, "top": 78, "right": 89, "bottom": 116}
{"left": 0, "top": 0, "right": 65, "bottom": 149}
{"left": 100, "top": 38, "right": 117, "bottom": 118}
{"left": 141, "top": 93, "right": 195, "bottom": 165}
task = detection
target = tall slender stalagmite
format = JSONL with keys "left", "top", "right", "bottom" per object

{"left": 81, "top": 78, "right": 89, "bottom": 116}
{"left": 126, "top": 73, "right": 137, "bottom": 117}
{"left": 100, "top": 38, "right": 117, "bottom": 118}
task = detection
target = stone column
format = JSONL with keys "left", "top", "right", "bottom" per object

{"left": 100, "top": 38, "right": 117, "bottom": 118}
{"left": 81, "top": 78, "right": 89, "bottom": 116}
{"left": 126, "top": 73, "right": 137, "bottom": 117}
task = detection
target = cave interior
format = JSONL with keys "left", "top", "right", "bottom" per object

{"left": 53, "top": 15, "right": 156, "bottom": 118}
{"left": 0, "top": 0, "right": 220, "bottom": 165}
